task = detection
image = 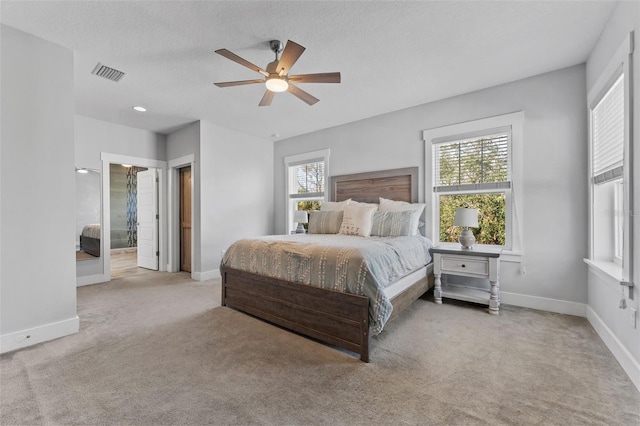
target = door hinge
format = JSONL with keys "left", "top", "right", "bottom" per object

{"left": 156, "top": 251, "right": 159, "bottom": 257}
{"left": 155, "top": 177, "right": 159, "bottom": 183}
{"left": 156, "top": 214, "right": 159, "bottom": 219}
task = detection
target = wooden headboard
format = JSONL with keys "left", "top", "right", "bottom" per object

{"left": 330, "top": 167, "right": 418, "bottom": 203}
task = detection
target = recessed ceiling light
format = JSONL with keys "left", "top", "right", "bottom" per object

{"left": 132, "top": 106, "right": 146, "bottom": 112}
{"left": 122, "top": 164, "right": 132, "bottom": 168}
{"left": 76, "top": 168, "right": 89, "bottom": 174}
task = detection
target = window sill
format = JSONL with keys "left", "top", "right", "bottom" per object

{"left": 584, "top": 258, "right": 623, "bottom": 288}
{"left": 433, "top": 242, "right": 523, "bottom": 263}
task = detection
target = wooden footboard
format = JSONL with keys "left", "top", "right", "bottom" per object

{"left": 221, "top": 266, "right": 371, "bottom": 362}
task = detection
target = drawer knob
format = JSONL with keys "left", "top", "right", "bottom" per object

{"left": 461, "top": 264, "right": 466, "bottom": 268}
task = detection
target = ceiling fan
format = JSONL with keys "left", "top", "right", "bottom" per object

{"left": 213, "top": 40, "right": 341, "bottom": 106}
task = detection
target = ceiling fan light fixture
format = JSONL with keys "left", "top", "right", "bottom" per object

{"left": 265, "top": 76, "right": 288, "bottom": 93}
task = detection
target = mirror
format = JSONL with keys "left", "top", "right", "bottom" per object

{"left": 76, "top": 167, "right": 101, "bottom": 260}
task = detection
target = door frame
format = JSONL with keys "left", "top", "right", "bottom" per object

{"left": 168, "top": 155, "right": 195, "bottom": 276}
{"left": 101, "top": 153, "right": 167, "bottom": 281}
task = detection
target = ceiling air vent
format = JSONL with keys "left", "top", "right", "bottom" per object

{"left": 91, "top": 63, "right": 125, "bottom": 82}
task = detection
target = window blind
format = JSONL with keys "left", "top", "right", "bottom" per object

{"left": 288, "top": 161, "right": 325, "bottom": 199}
{"left": 592, "top": 73, "right": 624, "bottom": 184}
{"left": 434, "top": 131, "right": 511, "bottom": 192}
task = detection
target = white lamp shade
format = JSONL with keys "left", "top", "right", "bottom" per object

{"left": 293, "top": 210, "right": 308, "bottom": 224}
{"left": 453, "top": 208, "right": 478, "bottom": 228}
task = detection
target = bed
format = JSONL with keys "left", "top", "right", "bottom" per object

{"left": 220, "top": 167, "right": 434, "bottom": 362}
{"left": 80, "top": 224, "right": 101, "bottom": 257}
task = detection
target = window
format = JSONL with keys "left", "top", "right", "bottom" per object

{"left": 434, "top": 131, "right": 510, "bottom": 246}
{"left": 587, "top": 31, "right": 633, "bottom": 285}
{"left": 424, "top": 112, "right": 523, "bottom": 257}
{"left": 284, "top": 149, "right": 329, "bottom": 232}
{"left": 591, "top": 71, "right": 624, "bottom": 265}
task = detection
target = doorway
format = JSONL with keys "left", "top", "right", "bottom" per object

{"left": 168, "top": 154, "right": 194, "bottom": 276}
{"left": 109, "top": 164, "right": 159, "bottom": 277}
{"left": 180, "top": 166, "right": 192, "bottom": 272}
{"left": 100, "top": 152, "right": 167, "bottom": 283}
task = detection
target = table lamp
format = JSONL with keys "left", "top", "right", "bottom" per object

{"left": 454, "top": 208, "right": 478, "bottom": 249}
{"left": 294, "top": 210, "right": 308, "bottom": 233}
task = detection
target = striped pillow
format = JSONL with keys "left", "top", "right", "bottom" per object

{"left": 370, "top": 211, "right": 415, "bottom": 237}
{"left": 308, "top": 211, "right": 344, "bottom": 234}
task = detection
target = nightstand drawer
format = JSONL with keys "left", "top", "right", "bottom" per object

{"left": 440, "top": 256, "right": 489, "bottom": 276}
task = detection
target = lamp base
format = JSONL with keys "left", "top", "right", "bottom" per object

{"left": 459, "top": 228, "right": 475, "bottom": 249}
{"left": 296, "top": 224, "right": 306, "bottom": 234}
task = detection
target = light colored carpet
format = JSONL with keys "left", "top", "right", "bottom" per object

{"left": 1, "top": 271, "right": 639, "bottom": 425}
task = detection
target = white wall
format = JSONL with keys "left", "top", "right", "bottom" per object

{"left": 275, "top": 65, "right": 588, "bottom": 312}
{"left": 75, "top": 115, "right": 166, "bottom": 282}
{"left": 0, "top": 25, "right": 78, "bottom": 352}
{"left": 584, "top": 0, "right": 640, "bottom": 389}
{"left": 199, "top": 121, "right": 274, "bottom": 278}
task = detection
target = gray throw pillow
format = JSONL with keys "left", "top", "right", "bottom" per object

{"left": 308, "top": 211, "right": 344, "bottom": 234}
{"left": 370, "top": 211, "right": 414, "bottom": 237}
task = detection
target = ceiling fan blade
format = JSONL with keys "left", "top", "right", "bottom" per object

{"left": 276, "top": 40, "right": 305, "bottom": 76}
{"left": 214, "top": 79, "right": 264, "bottom": 88}
{"left": 258, "top": 90, "right": 275, "bottom": 107}
{"left": 288, "top": 72, "right": 341, "bottom": 84}
{"left": 288, "top": 83, "right": 319, "bottom": 106}
{"left": 215, "top": 48, "right": 268, "bottom": 76}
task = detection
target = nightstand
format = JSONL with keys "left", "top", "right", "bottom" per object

{"left": 432, "top": 245, "right": 502, "bottom": 314}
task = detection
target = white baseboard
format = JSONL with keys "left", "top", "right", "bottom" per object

{"left": 0, "top": 316, "right": 79, "bottom": 354}
{"left": 501, "top": 291, "right": 586, "bottom": 317}
{"left": 192, "top": 269, "right": 220, "bottom": 281}
{"left": 586, "top": 305, "right": 640, "bottom": 392}
{"left": 76, "top": 274, "right": 109, "bottom": 287}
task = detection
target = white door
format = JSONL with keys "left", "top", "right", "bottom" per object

{"left": 137, "top": 169, "right": 158, "bottom": 270}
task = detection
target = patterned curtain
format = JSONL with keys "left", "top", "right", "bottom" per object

{"left": 126, "top": 167, "right": 146, "bottom": 247}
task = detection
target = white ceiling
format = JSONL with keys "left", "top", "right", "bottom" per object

{"left": 1, "top": 1, "right": 616, "bottom": 140}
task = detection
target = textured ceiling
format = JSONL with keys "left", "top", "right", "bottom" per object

{"left": 1, "top": 1, "right": 616, "bottom": 140}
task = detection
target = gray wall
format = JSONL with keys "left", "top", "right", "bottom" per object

{"left": 75, "top": 115, "right": 167, "bottom": 171}
{"left": 275, "top": 64, "right": 588, "bottom": 306}
{"left": 200, "top": 120, "right": 274, "bottom": 276}
{"left": 1, "top": 25, "right": 77, "bottom": 350}
{"left": 585, "top": 0, "right": 640, "bottom": 373}
{"left": 165, "top": 120, "right": 274, "bottom": 278}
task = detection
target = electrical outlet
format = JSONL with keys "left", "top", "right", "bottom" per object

{"left": 631, "top": 308, "right": 637, "bottom": 329}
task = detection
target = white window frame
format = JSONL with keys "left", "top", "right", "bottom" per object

{"left": 423, "top": 112, "right": 524, "bottom": 262}
{"left": 586, "top": 31, "right": 634, "bottom": 290}
{"left": 614, "top": 180, "right": 624, "bottom": 264}
{"left": 284, "top": 149, "right": 330, "bottom": 233}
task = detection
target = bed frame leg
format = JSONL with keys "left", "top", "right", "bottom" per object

{"left": 360, "top": 316, "right": 370, "bottom": 362}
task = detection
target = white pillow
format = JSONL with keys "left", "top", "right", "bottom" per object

{"left": 338, "top": 205, "right": 377, "bottom": 237}
{"left": 321, "top": 199, "right": 351, "bottom": 211}
{"left": 378, "top": 197, "right": 425, "bottom": 236}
